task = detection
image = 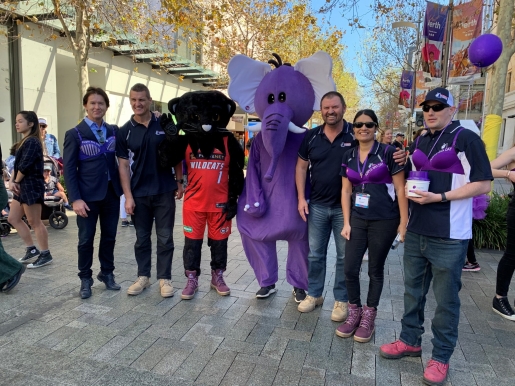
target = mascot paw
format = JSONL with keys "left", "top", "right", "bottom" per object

{"left": 243, "top": 201, "right": 266, "bottom": 218}
{"left": 223, "top": 201, "right": 237, "bottom": 221}
{"left": 160, "top": 113, "right": 178, "bottom": 137}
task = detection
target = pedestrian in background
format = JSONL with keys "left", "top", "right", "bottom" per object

{"left": 0, "top": 116, "right": 26, "bottom": 293}
{"left": 9, "top": 111, "right": 53, "bottom": 268}
{"left": 39, "top": 117, "right": 61, "bottom": 158}
{"left": 490, "top": 144, "right": 515, "bottom": 320}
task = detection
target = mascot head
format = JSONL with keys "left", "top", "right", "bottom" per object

{"left": 227, "top": 52, "right": 335, "bottom": 181}
{"left": 168, "top": 91, "right": 236, "bottom": 136}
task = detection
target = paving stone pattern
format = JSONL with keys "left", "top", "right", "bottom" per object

{"left": 1, "top": 201, "right": 515, "bottom": 385}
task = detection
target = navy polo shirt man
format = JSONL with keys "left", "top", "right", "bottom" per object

{"left": 295, "top": 91, "right": 354, "bottom": 322}
{"left": 117, "top": 83, "right": 183, "bottom": 298}
{"left": 380, "top": 88, "right": 493, "bottom": 386}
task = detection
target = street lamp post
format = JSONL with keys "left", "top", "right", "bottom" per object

{"left": 392, "top": 13, "right": 423, "bottom": 144}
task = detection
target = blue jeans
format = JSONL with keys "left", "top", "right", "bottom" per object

{"left": 307, "top": 203, "right": 348, "bottom": 301}
{"left": 400, "top": 231, "right": 467, "bottom": 364}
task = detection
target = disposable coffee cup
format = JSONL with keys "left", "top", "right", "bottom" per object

{"left": 407, "top": 171, "right": 430, "bottom": 198}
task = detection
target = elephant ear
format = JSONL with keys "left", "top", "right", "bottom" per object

{"left": 294, "top": 51, "right": 336, "bottom": 111}
{"left": 228, "top": 55, "right": 271, "bottom": 114}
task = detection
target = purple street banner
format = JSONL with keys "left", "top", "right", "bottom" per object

{"left": 421, "top": 1, "right": 449, "bottom": 87}
{"left": 400, "top": 70, "right": 414, "bottom": 89}
{"left": 448, "top": 0, "right": 483, "bottom": 84}
{"left": 398, "top": 70, "right": 414, "bottom": 110}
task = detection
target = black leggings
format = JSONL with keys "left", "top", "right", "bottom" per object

{"left": 496, "top": 204, "right": 515, "bottom": 297}
{"left": 344, "top": 216, "right": 399, "bottom": 308}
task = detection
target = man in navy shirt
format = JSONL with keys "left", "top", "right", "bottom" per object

{"left": 295, "top": 92, "right": 354, "bottom": 322}
{"left": 379, "top": 88, "right": 492, "bottom": 386}
{"left": 117, "top": 83, "right": 183, "bottom": 298}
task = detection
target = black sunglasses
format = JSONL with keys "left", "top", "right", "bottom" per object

{"left": 353, "top": 122, "right": 377, "bottom": 129}
{"left": 40, "top": 125, "right": 47, "bottom": 129}
{"left": 422, "top": 104, "right": 448, "bottom": 113}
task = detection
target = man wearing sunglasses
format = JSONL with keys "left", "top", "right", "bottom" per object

{"left": 39, "top": 118, "right": 61, "bottom": 158}
{"left": 295, "top": 92, "right": 405, "bottom": 322}
{"left": 379, "top": 87, "right": 492, "bottom": 386}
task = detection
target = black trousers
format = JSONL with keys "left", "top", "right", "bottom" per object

{"left": 344, "top": 216, "right": 399, "bottom": 308}
{"left": 496, "top": 204, "right": 515, "bottom": 297}
{"left": 183, "top": 237, "right": 228, "bottom": 276}
{"left": 77, "top": 183, "right": 120, "bottom": 279}
{"left": 133, "top": 193, "right": 175, "bottom": 280}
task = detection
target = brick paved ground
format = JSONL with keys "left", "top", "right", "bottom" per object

{"left": 1, "top": 200, "right": 515, "bottom": 386}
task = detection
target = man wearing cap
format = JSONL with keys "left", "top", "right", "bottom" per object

{"left": 392, "top": 132, "right": 405, "bottom": 150}
{"left": 0, "top": 116, "right": 26, "bottom": 293}
{"left": 39, "top": 118, "right": 61, "bottom": 158}
{"left": 379, "top": 87, "right": 492, "bottom": 385}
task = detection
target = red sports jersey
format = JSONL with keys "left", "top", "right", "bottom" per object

{"left": 184, "top": 136, "right": 230, "bottom": 212}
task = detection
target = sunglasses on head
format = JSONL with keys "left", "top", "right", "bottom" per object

{"left": 353, "top": 122, "right": 377, "bottom": 129}
{"left": 422, "top": 104, "right": 448, "bottom": 113}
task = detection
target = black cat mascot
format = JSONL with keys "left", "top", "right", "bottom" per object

{"left": 159, "top": 91, "right": 244, "bottom": 299}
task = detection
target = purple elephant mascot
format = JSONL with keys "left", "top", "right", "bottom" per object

{"left": 227, "top": 52, "right": 336, "bottom": 300}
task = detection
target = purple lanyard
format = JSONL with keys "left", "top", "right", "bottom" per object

{"left": 357, "top": 142, "right": 377, "bottom": 178}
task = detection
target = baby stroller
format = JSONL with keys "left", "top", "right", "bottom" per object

{"left": 42, "top": 156, "right": 68, "bottom": 230}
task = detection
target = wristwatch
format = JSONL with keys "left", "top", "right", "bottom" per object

{"left": 440, "top": 192, "right": 448, "bottom": 203}
{"left": 177, "top": 179, "right": 184, "bottom": 184}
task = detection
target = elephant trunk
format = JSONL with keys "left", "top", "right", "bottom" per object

{"left": 261, "top": 105, "right": 294, "bottom": 182}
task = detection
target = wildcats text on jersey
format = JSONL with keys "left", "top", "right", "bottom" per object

{"left": 190, "top": 161, "right": 225, "bottom": 170}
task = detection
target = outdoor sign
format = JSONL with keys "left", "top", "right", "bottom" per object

{"left": 398, "top": 70, "right": 414, "bottom": 110}
{"left": 448, "top": 0, "right": 483, "bottom": 84}
{"left": 422, "top": 1, "right": 449, "bottom": 87}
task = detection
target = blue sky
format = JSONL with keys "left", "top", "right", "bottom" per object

{"left": 311, "top": 0, "right": 376, "bottom": 88}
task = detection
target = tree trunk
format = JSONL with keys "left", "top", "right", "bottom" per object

{"left": 483, "top": 0, "right": 515, "bottom": 160}
{"left": 77, "top": 58, "right": 89, "bottom": 118}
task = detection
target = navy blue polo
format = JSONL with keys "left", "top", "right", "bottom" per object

{"left": 340, "top": 142, "right": 404, "bottom": 220}
{"left": 406, "top": 121, "right": 493, "bottom": 239}
{"left": 117, "top": 113, "right": 178, "bottom": 198}
{"left": 298, "top": 122, "right": 355, "bottom": 207}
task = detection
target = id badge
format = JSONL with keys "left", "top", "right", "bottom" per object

{"left": 355, "top": 193, "right": 370, "bottom": 208}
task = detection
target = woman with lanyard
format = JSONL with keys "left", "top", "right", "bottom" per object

{"left": 8, "top": 111, "right": 53, "bottom": 268}
{"left": 336, "top": 109, "right": 408, "bottom": 342}
{"left": 490, "top": 144, "right": 515, "bottom": 320}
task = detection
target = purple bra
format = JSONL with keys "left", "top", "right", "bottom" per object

{"left": 412, "top": 128, "right": 464, "bottom": 174}
{"left": 344, "top": 144, "right": 393, "bottom": 186}
{"left": 75, "top": 128, "right": 115, "bottom": 161}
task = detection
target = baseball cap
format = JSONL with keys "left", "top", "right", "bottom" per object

{"left": 38, "top": 117, "right": 47, "bottom": 126}
{"left": 420, "top": 87, "right": 454, "bottom": 107}
{"left": 43, "top": 164, "right": 53, "bottom": 171}
{"left": 395, "top": 132, "right": 405, "bottom": 137}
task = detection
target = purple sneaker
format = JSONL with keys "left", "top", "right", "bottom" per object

{"left": 354, "top": 305, "right": 377, "bottom": 343}
{"left": 335, "top": 303, "right": 362, "bottom": 338}
{"left": 181, "top": 270, "right": 198, "bottom": 300}
{"left": 210, "top": 269, "right": 230, "bottom": 296}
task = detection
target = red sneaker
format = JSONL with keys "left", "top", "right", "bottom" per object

{"left": 423, "top": 359, "right": 449, "bottom": 386}
{"left": 379, "top": 340, "right": 422, "bottom": 359}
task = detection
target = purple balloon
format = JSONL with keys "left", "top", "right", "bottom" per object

{"left": 469, "top": 34, "right": 503, "bottom": 68}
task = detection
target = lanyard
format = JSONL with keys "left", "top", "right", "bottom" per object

{"left": 357, "top": 142, "right": 377, "bottom": 178}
